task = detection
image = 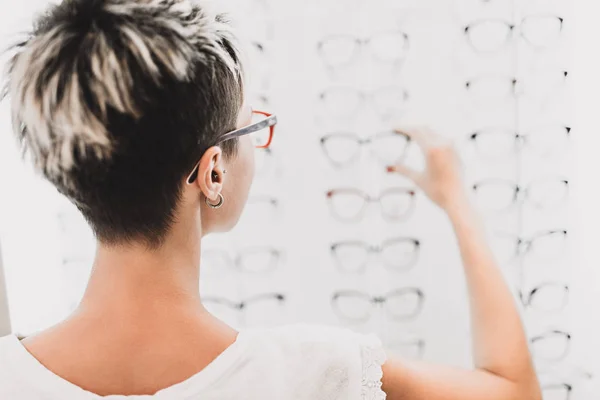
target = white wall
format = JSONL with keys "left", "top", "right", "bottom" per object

{"left": 0, "top": 243, "right": 11, "bottom": 336}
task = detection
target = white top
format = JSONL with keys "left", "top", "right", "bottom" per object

{"left": 0, "top": 323, "right": 387, "bottom": 399}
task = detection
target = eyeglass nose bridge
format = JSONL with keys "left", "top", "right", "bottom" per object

{"left": 517, "top": 290, "right": 530, "bottom": 307}
{"left": 512, "top": 78, "right": 525, "bottom": 97}
{"left": 368, "top": 244, "right": 383, "bottom": 254}
{"left": 514, "top": 134, "right": 527, "bottom": 150}
{"left": 517, "top": 238, "right": 530, "bottom": 256}
{"left": 513, "top": 184, "right": 525, "bottom": 203}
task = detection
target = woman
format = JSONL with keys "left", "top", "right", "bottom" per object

{"left": 0, "top": 0, "right": 542, "bottom": 399}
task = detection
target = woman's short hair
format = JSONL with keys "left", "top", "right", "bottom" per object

{"left": 3, "top": 0, "right": 244, "bottom": 247}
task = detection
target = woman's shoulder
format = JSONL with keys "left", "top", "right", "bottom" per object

{"left": 238, "top": 323, "right": 386, "bottom": 399}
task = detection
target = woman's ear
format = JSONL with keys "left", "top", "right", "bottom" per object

{"left": 194, "top": 146, "right": 225, "bottom": 202}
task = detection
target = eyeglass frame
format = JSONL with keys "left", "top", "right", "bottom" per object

{"left": 494, "top": 229, "right": 568, "bottom": 263}
{"left": 465, "top": 71, "right": 568, "bottom": 98}
{"left": 541, "top": 383, "right": 572, "bottom": 400}
{"left": 202, "top": 246, "right": 283, "bottom": 273}
{"left": 319, "top": 86, "right": 410, "bottom": 119}
{"left": 472, "top": 177, "right": 569, "bottom": 211}
{"left": 468, "top": 125, "right": 572, "bottom": 160}
{"left": 317, "top": 31, "right": 410, "bottom": 68}
{"left": 331, "top": 288, "right": 425, "bottom": 322}
{"left": 326, "top": 187, "right": 416, "bottom": 222}
{"left": 186, "top": 110, "right": 278, "bottom": 184}
{"left": 319, "top": 131, "right": 411, "bottom": 167}
{"left": 530, "top": 329, "right": 571, "bottom": 361}
{"left": 330, "top": 237, "right": 421, "bottom": 273}
{"left": 518, "top": 282, "right": 570, "bottom": 311}
{"left": 464, "top": 15, "right": 564, "bottom": 52}
{"left": 202, "top": 292, "right": 286, "bottom": 310}
{"left": 386, "top": 338, "right": 426, "bottom": 360}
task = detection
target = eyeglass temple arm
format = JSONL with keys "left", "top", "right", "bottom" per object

{"left": 219, "top": 114, "right": 278, "bottom": 143}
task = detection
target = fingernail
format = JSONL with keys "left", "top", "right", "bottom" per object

{"left": 386, "top": 166, "right": 395, "bottom": 173}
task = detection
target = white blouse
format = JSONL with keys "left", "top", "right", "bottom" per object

{"left": 0, "top": 323, "right": 387, "bottom": 399}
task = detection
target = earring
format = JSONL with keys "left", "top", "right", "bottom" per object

{"left": 205, "top": 193, "right": 224, "bottom": 209}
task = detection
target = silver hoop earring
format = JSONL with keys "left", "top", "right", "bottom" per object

{"left": 205, "top": 193, "right": 224, "bottom": 209}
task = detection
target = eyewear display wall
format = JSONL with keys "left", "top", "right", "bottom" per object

{"left": 0, "top": 0, "right": 586, "bottom": 396}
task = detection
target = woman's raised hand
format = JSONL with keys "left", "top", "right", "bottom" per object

{"left": 387, "top": 127, "right": 468, "bottom": 212}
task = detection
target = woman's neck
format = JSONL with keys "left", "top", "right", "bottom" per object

{"left": 79, "top": 224, "right": 203, "bottom": 316}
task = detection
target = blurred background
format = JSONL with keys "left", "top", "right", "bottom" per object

{"left": 0, "top": 0, "right": 595, "bottom": 399}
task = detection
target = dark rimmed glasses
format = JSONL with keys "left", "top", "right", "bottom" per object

{"left": 187, "top": 110, "right": 277, "bottom": 184}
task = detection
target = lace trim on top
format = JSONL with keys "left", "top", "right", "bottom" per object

{"left": 360, "top": 334, "right": 387, "bottom": 400}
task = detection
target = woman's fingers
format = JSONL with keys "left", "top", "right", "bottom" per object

{"left": 394, "top": 126, "right": 434, "bottom": 147}
{"left": 386, "top": 163, "right": 420, "bottom": 183}
{"left": 395, "top": 126, "right": 451, "bottom": 149}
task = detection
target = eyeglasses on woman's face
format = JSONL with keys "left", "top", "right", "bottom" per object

{"left": 187, "top": 109, "right": 278, "bottom": 184}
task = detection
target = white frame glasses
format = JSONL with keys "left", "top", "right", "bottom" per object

{"left": 330, "top": 237, "right": 421, "bottom": 273}
{"left": 469, "top": 125, "right": 571, "bottom": 160}
{"left": 530, "top": 329, "right": 571, "bottom": 362}
{"left": 518, "top": 282, "right": 569, "bottom": 312}
{"left": 465, "top": 15, "right": 564, "bottom": 53}
{"left": 331, "top": 288, "right": 425, "bottom": 322}
{"left": 201, "top": 246, "right": 284, "bottom": 274}
{"left": 319, "top": 131, "right": 411, "bottom": 167}
{"left": 326, "top": 187, "right": 416, "bottom": 222}
{"left": 472, "top": 177, "right": 569, "bottom": 212}
{"left": 319, "top": 86, "right": 410, "bottom": 120}
{"left": 317, "top": 31, "right": 410, "bottom": 69}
